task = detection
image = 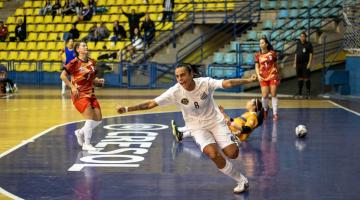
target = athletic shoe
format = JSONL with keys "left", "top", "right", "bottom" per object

{"left": 171, "top": 120, "right": 183, "bottom": 142}
{"left": 233, "top": 178, "right": 249, "bottom": 193}
{"left": 82, "top": 143, "right": 97, "bottom": 151}
{"left": 74, "top": 129, "right": 84, "bottom": 147}
{"left": 263, "top": 110, "right": 269, "bottom": 119}
{"left": 273, "top": 114, "right": 279, "bottom": 121}
{"left": 306, "top": 91, "right": 311, "bottom": 99}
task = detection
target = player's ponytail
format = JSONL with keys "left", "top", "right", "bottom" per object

{"left": 254, "top": 98, "right": 264, "bottom": 127}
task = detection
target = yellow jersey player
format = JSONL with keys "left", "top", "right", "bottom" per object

{"left": 172, "top": 98, "right": 264, "bottom": 143}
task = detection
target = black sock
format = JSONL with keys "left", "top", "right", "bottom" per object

{"left": 305, "top": 80, "right": 311, "bottom": 94}
{"left": 298, "top": 80, "right": 304, "bottom": 95}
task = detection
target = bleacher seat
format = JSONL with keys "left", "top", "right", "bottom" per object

{"left": 301, "top": 0, "right": 310, "bottom": 8}
{"left": 262, "top": 20, "right": 273, "bottom": 30}
{"left": 224, "top": 53, "right": 237, "bottom": 65}
{"left": 290, "top": 1, "right": 299, "bottom": 9}
{"left": 229, "top": 41, "right": 241, "bottom": 52}
{"left": 247, "top": 31, "right": 258, "bottom": 41}
{"left": 213, "top": 52, "right": 224, "bottom": 64}
{"left": 289, "top": 9, "right": 298, "bottom": 18}
{"left": 275, "top": 19, "right": 286, "bottom": 29}
{"left": 243, "top": 53, "right": 254, "bottom": 66}
{"left": 279, "top": 1, "right": 288, "bottom": 9}
{"left": 278, "top": 10, "right": 289, "bottom": 19}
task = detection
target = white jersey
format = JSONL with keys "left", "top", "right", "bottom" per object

{"left": 155, "top": 77, "right": 225, "bottom": 130}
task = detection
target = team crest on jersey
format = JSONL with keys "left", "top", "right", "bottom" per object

{"left": 181, "top": 98, "right": 189, "bottom": 105}
{"left": 200, "top": 92, "right": 208, "bottom": 100}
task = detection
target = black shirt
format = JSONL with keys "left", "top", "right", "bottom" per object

{"left": 295, "top": 40, "right": 313, "bottom": 64}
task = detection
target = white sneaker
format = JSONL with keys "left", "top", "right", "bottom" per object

{"left": 233, "top": 178, "right": 249, "bottom": 193}
{"left": 74, "top": 129, "right": 84, "bottom": 147}
{"left": 82, "top": 143, "right": 97, "bottom": 151}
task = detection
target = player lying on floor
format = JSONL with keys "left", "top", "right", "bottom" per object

{"left": 171, "top": 98, "right": 264, "bottom": 142}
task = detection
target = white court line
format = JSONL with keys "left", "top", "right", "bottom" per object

{"left": 0, "top": 110, "right": 178, "bottom": 199}
{"left": 0, "top": 187, "right": 24, "bottom": 200}
{"left": 328, "top": 100, "right": 360, "bottom": 117}
{"left": 1, "top": 94, "right": 14, "bottom": 99}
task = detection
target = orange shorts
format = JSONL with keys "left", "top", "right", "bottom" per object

{"left": 260, "top": 79, "right": 280, "bottom": 87}
{"left": 73, "top": 97, "right": 101, "bottom": 113}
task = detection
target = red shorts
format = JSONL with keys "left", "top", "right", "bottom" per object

{"left": 260, "top": 79, "right": 280, "bottom": 87}
{"left": 73, "top": 96, "right": 101, "bottom": 113}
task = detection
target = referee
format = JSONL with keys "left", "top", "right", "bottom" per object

{"left": 293, "top": 32, "right": 313, "bottom": 99}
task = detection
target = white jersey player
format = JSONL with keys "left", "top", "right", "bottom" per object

{"left": 116, "top": 64, "right": 257, "bottom": 193}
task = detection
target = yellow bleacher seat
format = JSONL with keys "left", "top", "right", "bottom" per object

{"left": 161, "top": 22, "right": 173, "bottom": 31}
{"left": 0, "top": 2, "right": 3, "bottom": 8}
{"left": 92, "top": 15, "right": 101, "bottom": 23}
{"left": 42, "top": 63, "right": 52, "bottom": 72}
{"left": 43, "top": 62, "right": 62, "bottom": 72}
{"left": 34, "top": 8, "right": 41, "bottom": 15}
{"left": 64, "top": 24, "right": 72, "bottom": 31}
{"left": 87, "top": 42, "right": 96, "bottom": 50}
{"left": 79, "top": 32, "right": 87, "bottom": 40}
{"left": 15, "top": 62, "right": 36, "bottom": 71}
{"left": 107, "top": 0, "right": 116, "bottom": 6}
{"left": 148, "top": 6, "right": 158, "bottom": 13}
{"left": 27, "top": 33, "right": 38, "bottom": 41}
{"left": 26, "top": 16, "right": 35, "bottom": 24}
{"left": 45, "top": 42, "right": 56, "bottom": 51}
{"left": 6, "top": 42, "right": 17, "bottom": 51}
{"left": 7, "top": 24, "right": 16, "bottom": 33}
{"left": 138, "top": 6, "right": 147, "bottom": 13}
{"left": 44, "top": 16, "right": 53, "bottom": 24}
{"left": 0, "top": 52, "right": 8, "bottom": 60}
{"left": 36, "top": 24, "right": 45, "bottom": 32}
{"left": 8, "top": 52, "right": 19, "bottom": 60}
{"left": 101, "top": 15, "right": 110, "bottom": 22}
{"left": 55, "top": 42, "right": 64, "bottom": 50}
{"left": 153, "top": 0, "right": 162, "bottom": 4}
{"left": 51, "top": 62, "right": 63, "bottom": 72}
{"left": 26, "top": 8, "right": 35, "bottom": 16}
{"left": 17, "top": 42, "right": 27, "bottom": 50}
{"left": 53, "top": 16, "right": 62, "bottom": 23}
{"left": 37, "top": 42, "right": 46, "bottom": 50}
{"left": 49, "top": 51, "right": 59, "bottom": 61}
{"left": 95, "top": 42, "right": 106, "bottom": 50}
{"left": 46, "top": 24, "right": 56, "bottom": 32}
{"left": 97, "top": 0, "right": 106, "bottom": 6}
{"left": 48, "top": 33, "right": 58, "bottom": 41}
{"left": 38, "top": 52, "right": 49, "bottom": 61}
{"left": 28, "top": 51, "right": 39, "bottom": 60}
{"left": 15, "top": 8, "right": 24, "bottom": 16}
{"left": 84, "top": 23, "right": 94, "bottom": 31}
{"left": 55, "top": 24, "right": 65, "bottom": 32}
{"left": 35, "top": 16, "right": 44, "bottom": 24}
{"left": 32, "top": 1, "right": 42, "bottom": 8}
{"left": 76, "top": 23, "right": 85, "bottom": 31}
{"left": 105, "top": 23, "right": 112, "bottom": 31}
{"left": 63, "top": 16, "right": 73, "bottom": 23}
{"left": 110, "top": 14, "right": 119, "bottom": 22}
{"left": 18, "top": 51, "right": 28, "bottom": 60}
{"left": 90, "top": 51, "right": 100, "bottom": 60}
{"left": 6, "top": 16, "right": 16, "bottom": 24}
{"left": 134, "top": 0, "right": 143, "bottom": 4}
{"left": 27, "top": 42, "right": 37, "bottom": 50}
{"left": 37, "top": 33, "right": 48, "bottom": 41}
{"left": 27, "top": 24, "right": 36, "bottom": 32}
{"left": 23, "top": 1, "right": 33, "bottom": 8}
{"left": 109, "top": 7, "right": 119, "bottom": 14}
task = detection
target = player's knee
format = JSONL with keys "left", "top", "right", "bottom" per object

{"left": 226, "top": 149, "right": 239, "bottom": 159}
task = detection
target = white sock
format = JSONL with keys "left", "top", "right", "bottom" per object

{"left": 262, "top": 97, "right": 269, "bottom": 111}
{"left": 182, "top": 130, "right": 191, "bottom": 138}
{"left": 90, "top": 120, "right": 102, "bottom": 129}
{"left": 272, "top": 97, "right": 278, "bottom": 115}
{"left": 219, "top": 160, "right": 247, "bottom": 183}
{"left": 61, "top": 81, "right": 66, "bottom": 92}
{"left": 178, "top": 126, "right": 187, "bottom": 132}
{"left": 81, "top": 120, "right": 93, "bottom": 145}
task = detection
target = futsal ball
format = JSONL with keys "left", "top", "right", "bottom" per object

{"left": 295, "top": 125, "right": 307, "bottom": 138}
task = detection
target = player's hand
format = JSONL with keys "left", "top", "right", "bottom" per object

{"left": 95, "top": 78, "right": 105, "bottom": 87}
{"left": 248, "top": 74, "right": 257, "bottom": 82}
{"left": 116, "top": 105, "right": 127, "bottom": 114}
{"left": 218, "top": 105, "right": 225, "bottom": 113}
{"left": 71, "top": 86, "right": 79, "bottom": 98}
{"left": 257, "top": 75, "right": 263, "bottom": 81}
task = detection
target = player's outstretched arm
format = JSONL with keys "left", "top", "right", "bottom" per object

{"left": 116, "top": 100, "right": 158, "bottom": 114}
{"left": 222, "top": 74, "right": 257, "bottom": 89}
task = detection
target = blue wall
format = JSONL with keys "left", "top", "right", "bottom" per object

{"left": 346, "top": 56, "right": 360, "bottom": 96}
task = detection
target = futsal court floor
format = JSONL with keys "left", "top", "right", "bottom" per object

{"left": 0, "top": 87, "right": 360, "bottom": 200}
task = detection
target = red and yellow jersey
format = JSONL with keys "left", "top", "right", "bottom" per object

{"left": 64, "top": 57, "right": 97, "bottom": 99}
{"left": 255, "top": 50, "right": 279, "bottom": 81}
{"left": 228, "top": 111, "right": 259, "bottom": 141}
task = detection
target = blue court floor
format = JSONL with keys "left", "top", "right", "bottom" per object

{"left": 1, "top": 108, "right": 360, "bottom": 200}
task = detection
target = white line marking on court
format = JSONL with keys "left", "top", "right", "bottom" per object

{"left": 0, "top": 187, "right": 24, "bottom": 200}
{"left": 328, "top": 100, "right": 360, "bottom": 116}
{"left": 0, "top": 110, "right": 178, "bottom": 198}
{"left": 1, "top": 94, "right": 14, "bottom": 99}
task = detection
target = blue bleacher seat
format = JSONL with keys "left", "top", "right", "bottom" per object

{"left": 289, "top": 9, "right": 298, "bottom": 18}
{"left": 278, "top": 10, "right": 289, "bottom": 18}
{"left": 299, "top": 20, "right": 309, "bottom": 28}
{"left": 213, "top": 52, "right": 225, "bottom": 64}
{"left": 288, "top": 19, "right": 297, "bottom": 29}
{"left": 275, "top": 19, "right": 286, "bottom": 29}
{"left": 247, "top": 31, "right": 258, "bottom": 41}
{"left": 299, "top": 9, "right": 309, "bottom": 18}
{"left": 230, "top": 41, "right": 241, "bottom": 52}
{"left": 283, "top": 30, "right": 293, "bottom": 41}
{"left": 268, "top": 1, "right": 277, "bottom": 10}
{"left": 323, "top": 0, "right": 333, "bottom": 7}
{"left": 279, "top": 1, "right": 288, "bottom": 9}
{"left": 274, "top": 41, "right": 284, "bottom": 51}
{"left": 263, "top": 19, "right": 273, "bottom": 30}
{"left": 293, "top": 30, "right": 303, "bottom": 39}
{"left": 335, "top": 0, "right": 343, "bottom": 7}
{"left": 241, "top": 43, "right": 251, "bottom": 52}
{"left": 260, "top": 0, "right": 266, "bottom": 10}
{"left": 310, "top": 8, "right": 320, "bottom": 18}
{"left": 311, "top": 19, "right": 322, "bottom": 28}
{"left": 301, "top": 0, "right": 310, "bottom": 8}
{"left": 224, "top": 53, "right": 237, "bottom": 65}
{"left": 271, "top": 30, "right": 282, "bottom": 41}
{"left": 290, "top": 1, "right": 298, "bottom": 9}
{"left": 244, "top": 53, "right": 255, "bottom": 66}
{"left": 260, "top": 31, "right": 271, "bottom": 40}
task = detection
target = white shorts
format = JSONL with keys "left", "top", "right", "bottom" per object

{"left": 191, "top": 121, "right": 235, "bottom": 152}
